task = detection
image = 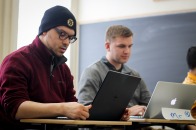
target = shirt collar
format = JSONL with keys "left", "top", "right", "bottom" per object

{"left": 101, "top": 56, "right": 123, "bottom": 72}
{"left": 30, "top": 36, "right": 67, "bottom": 67}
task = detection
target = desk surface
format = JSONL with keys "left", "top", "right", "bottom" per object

{"left": 129, "top": 118, "right": 196, "bottom": 124}
{"left": 20, "top": 119, "right": 132, "bottom": 126}
{"left": 21, "top": 118, "right": 196, "bottom": 126}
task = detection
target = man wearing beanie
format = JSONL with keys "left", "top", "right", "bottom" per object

{"left": 0, "top": 5, "right": 91, "bottom": 130}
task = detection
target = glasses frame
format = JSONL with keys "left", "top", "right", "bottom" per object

{"left": 54, "top": 28, "right": 77, "bottom": 43}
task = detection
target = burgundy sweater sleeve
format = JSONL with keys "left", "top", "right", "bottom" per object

{"left": 0, "top": 55, "right": 30, "bottom": 119}
{"left": 63, "top": 64, "right": 77, "bottom": 102}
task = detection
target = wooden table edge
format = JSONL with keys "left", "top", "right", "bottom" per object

{"left": 20, "top": 119, "right": 132, "bottom": 126}
{"left": 129, "top": 118, "right": 196, "bottom": 124}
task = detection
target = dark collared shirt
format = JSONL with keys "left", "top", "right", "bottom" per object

{"left": 101, "top": 56, "right": 123, "bottom": 72}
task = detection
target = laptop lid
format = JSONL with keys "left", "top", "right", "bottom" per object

{"left": 143, "top": 81, "right": 196, "bottom": 119}
{"left": 88, "top": 70, "right": 141, "bottom": 121}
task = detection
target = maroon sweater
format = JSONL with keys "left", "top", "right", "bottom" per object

{"left": 0, "top": 36, "right": 77, "bottom": 129}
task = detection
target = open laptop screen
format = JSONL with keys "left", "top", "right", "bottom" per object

{"left": 88, "top": 70, "right": 141, "bottom": 121}
{"left": 143, "top": 81, "right": 196, "bottom": 119}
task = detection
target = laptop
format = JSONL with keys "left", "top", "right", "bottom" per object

{"left": 141, "top": 81, "right": 196, "bottom": 119}
{"left": 87, "top": 70, "right": 141, "bottom": 121}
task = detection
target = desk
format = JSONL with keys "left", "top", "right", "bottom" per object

{"left": 129, "top": 118, "right": 196, "bottom": 124}
{"left": 20, "top": 118, "right": 132, "bottom": 126}
{"left": 21, "top": 118, "right": 196, "bottom": 130}
{"left": 128, "top": 118, "right": 196, "bottom": 130}
{"left": 21, "top": 119, "right": 132, "bottom": 130}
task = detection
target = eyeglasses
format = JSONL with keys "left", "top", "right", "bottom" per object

{"left": 54, "top": 28, "right": 77, "bottom": 43}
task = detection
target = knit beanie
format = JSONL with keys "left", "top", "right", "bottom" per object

{"left": 38, "top": 5, "right": 76, "bottom": 36}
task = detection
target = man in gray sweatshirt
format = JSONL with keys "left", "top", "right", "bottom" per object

{"left": 78, "top": 25, "right": 151, "bottom": 121}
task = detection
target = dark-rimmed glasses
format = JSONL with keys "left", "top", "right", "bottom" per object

{"left": 54, "top": 28, "right": 77, "bottom": 43}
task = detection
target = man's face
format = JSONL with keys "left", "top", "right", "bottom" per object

{"left": 42, "top": 26, "right": 75, "bottom": 57}
{"left": 106, "top": 36, "right": 133, "bottom": 65}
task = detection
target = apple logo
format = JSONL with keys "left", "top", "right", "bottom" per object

{"left": 170, "top": 98, "right": 177, "bottom": 105}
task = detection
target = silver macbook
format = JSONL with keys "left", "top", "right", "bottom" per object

{"left": 139, "top": 81, "right": 196, "bottom": 119}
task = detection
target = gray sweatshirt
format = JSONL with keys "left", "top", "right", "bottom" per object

{"left": 77, "top": 58, "right": 151, "bottom": 107}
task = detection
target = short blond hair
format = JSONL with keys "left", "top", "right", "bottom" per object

{"left": 105, "top": 25, "right": 133, "bottom": 42}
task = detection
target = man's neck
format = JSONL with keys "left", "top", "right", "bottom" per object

{"left": 105, "top": 56, "right": 122, "bottom": 70}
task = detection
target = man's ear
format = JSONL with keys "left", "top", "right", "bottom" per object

{"left": 105, "top": 42, "right": 110, "bottom": 51}
{"left": 42, "top": 32, "right": 47, "bottom": 36}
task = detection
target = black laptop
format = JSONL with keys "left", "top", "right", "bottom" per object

{"left": 87, "top": 70, "right": 141, "bottom": 121}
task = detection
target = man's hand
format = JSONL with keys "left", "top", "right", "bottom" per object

{"left": 121, "top": 105, "right": 146, "bottom": 121}
{"left": 62, "top": 102, "right": 92, "bottom": 120}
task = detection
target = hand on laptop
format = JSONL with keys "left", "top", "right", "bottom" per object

{"left": 62, "top": 102, "right": 92, "bottom": 120}
{"left": 121, "top": 105, "right": 146, "bottom": 121}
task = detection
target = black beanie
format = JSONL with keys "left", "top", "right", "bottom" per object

{"left": 38, "top": 5, "right": 76, "bottom": 36}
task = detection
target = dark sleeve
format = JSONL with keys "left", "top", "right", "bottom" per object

{"left": 138, "top": 78, "right": 151, "bottom": 106}
{"left": 63, "top": 65, "right": 77, "bottom": 102}
{"left": 77, "top": 67, "right": 102, "bottom": 105}
{"left": 127, "top": 69, "right": 151, "bottom": 107}
{"left": 0, "top": 55, "right": 30, "bottom": 119}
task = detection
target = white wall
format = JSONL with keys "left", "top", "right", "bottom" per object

{"left": 78, "top": 0, "right": 196, "bottom": 24}
{"left": 17, "top": 0, "right": 71, "bottom": 47}
{"left": 17, "top": 0, "right": 71, "bottom": 65}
